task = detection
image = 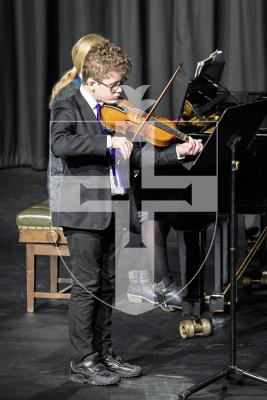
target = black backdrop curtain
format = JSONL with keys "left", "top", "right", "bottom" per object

{"left": 1, "top": 0, "right": 267, "bottom": 169}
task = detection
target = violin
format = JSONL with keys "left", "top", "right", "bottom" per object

{"left": 100, "top": 99, "right": 190, "bottom": 147}
{"left": 100, "top": 63, "right": 191, "bottom": 147}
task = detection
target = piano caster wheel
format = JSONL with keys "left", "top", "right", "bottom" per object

{"left": 261, "top": 271, "right": 267, "bottom": 286}
{"left": 159, "top": 303, "right": 176, "bottom": 312}
{"left": 243, "top": 272, "right": 267, "bottom": 287}
{"left": 179, "top": 317, "right": 212, "bottom": 339}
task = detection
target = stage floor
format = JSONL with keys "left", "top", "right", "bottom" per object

{"left": 0, "top": 167, "right": 266, "bottom": 400}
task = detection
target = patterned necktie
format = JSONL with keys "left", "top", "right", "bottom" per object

{"left": 96, "top": 103, "right": 106, "bottom": 136}
{"left": 96, "top": 103, "right": 102, "bottom": 122}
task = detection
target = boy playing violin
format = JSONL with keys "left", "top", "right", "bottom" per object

{"left": 50, "top": 41, "right": 202, "bottom": 386}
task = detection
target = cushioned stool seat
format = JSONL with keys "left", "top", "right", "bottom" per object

{"left": 17, "top": 200, "right": 71, "bottom": 312}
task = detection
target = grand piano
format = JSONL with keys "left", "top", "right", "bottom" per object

{"left": 174, "top": 58, "right": 267, "bottom": 312}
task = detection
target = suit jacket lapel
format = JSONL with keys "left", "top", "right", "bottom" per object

{"left": 74, "top": 92, "right": 103, "bottom": 136}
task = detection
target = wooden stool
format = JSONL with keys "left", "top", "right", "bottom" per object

{"left": 16, "top": 200, "right": 71, "bottom": 312}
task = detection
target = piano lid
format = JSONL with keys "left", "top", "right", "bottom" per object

{"left": 177, "top": 53, "right": 267, "bottom": 136}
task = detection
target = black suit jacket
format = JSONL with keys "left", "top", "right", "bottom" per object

{"left": 51, "top": 91, "right": 183, "bottom": 230}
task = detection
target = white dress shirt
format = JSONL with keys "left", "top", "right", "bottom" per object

{"left": 80, "top": 86, "right": 126, "bottom": 195}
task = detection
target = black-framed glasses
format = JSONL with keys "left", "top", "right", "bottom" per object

{"left": 96, "top": 77, "right": 127, "bottom": 93}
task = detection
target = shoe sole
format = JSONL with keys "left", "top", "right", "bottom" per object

{"left": 118, "top": 371, "right": 142, "bottom": 378}
{"left": 159, "top": 303, "right": 182, "bottom": 312}
{"left": 70, "top": 372, "right": 120, "bottom": 386}
{"left": 127, "top": 293, "right": 158, "bottom": 305}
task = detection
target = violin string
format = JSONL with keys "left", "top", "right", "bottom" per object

{"left": 149, "top": 117, "right": 189, "bottom": 141}
{"left": 105, "top": 103, "right": 188, "bottom": 142}
{"left": 121, "top": 105, "right": 188, "bottom": 141}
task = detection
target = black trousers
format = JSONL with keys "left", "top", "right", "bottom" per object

{"left": 66, "top": 210, "right": 125, "bottom": 364}
{"left": 154, "top": 212, "right": 214, "bottom": 314}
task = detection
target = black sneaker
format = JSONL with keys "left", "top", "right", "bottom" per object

{"left": 70, "top": 357, "right": 121, "bottom": 385}
{"left": 102, "top": 352, "right": 142, "bottom": 378}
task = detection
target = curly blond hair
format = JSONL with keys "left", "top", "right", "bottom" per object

{"left": 49, "top": 33, "right": 109, "bottom": 108}
{"left": 82, "top": 42, "right": 133, "bottom": 82}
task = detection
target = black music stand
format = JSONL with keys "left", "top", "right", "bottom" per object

{"left": 177, "top": 99, "right": 267, "bottom": 399}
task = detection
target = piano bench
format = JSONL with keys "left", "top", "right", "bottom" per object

{"left": 16, "top": 200, "right": 71, "bottom": 312}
